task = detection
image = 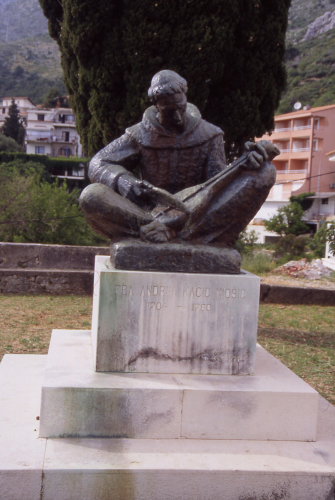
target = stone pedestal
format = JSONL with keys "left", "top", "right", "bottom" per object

{"left": 1, "top": 259, "right": 334, "bottom": 499}
{"left": 39, "top": 330, "right": 318, "bottom": 441}
{"left": 92, "top": 256, "right": 259, "bottom": 374}
{"left": 1, "top": 352, "right": 335, "bottom": 500}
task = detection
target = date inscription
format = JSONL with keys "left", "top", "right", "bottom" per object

{"left": 114, "top": 283, "right": 247, "bottom": 305}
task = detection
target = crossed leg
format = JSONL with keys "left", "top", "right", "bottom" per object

{"left": 80, "top": 162, "right": 276, "bottom": 246}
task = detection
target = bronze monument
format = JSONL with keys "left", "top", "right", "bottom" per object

{"left": 80, "top": 70, "right": 279, "bottom": 273}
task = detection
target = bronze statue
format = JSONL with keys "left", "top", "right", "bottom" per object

{"left": 80, "top": 70, "right": 278, "bottom": 272}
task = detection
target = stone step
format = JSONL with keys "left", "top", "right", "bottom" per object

{"left": 0, "top": 354, "right": 334, "bottom": 500}
{"left": 39, "top": 330, "right": 318, "bottom": 441}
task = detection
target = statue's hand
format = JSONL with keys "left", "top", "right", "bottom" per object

{"left": 140, "top": 221, "right": 176, "bottom": 243}
{"left": 242, "top": 141, "right": 269, "bottom": 170}
{"left": 117, "top": 174, "right": 155, "bottom": 203}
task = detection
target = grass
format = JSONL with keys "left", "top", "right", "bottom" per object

{"left": 0, "top": 295, "right": 334, "bottom": 405}
{"left": 241, "top": 252, "right": 277, "bottom": 275}
{"left": 258, "top": 304, "right": 335, "bottom": 405}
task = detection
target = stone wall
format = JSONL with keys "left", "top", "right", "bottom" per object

{"left": 1, "top": 242, "right": 335, "bottom": 303}
{"left": 0, "top": 243, "right": 109, "bottom": 295}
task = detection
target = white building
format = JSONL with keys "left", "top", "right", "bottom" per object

{"left": 0, "top": 96, "right": 35, "bottom": 130}
{"left": 25, "top": 107, "right": 83, "bottom": 158}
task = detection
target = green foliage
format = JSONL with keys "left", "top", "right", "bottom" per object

{"left": 2, "top": 99, "right": 25, "bottom": 144}
{"left": 241, "top": 252, "right": 276, "bottom": 275}
{"left": 234, "top": 228, "right": 259, "bottom": 255}
{"left": 264, "top": 202, "right": 309, "bottom": 236}
{"left": 39, "top": 0, "right": 291, "bottom": 158}
{"left": 326, "top": 221, "right": 335, "bottom": 256}
{"left": 278, "top": 29, "right": 335, "bottom": 114}
{"left": 289, "top": 192, "right": 315, "bottom": 211}
{"left": 42, "top": 87, "right": 69, "bottom": 108}
{"left": 0, "top": 57, "right": 65, "bottom": 106}
{"left": 1, "top": 159, "right": 52, "bottom": 183}
{"left": 309, "top": 222, "right": 328, "bottom": 258}
{"left": 0, "top": 135, "right": 24, "bottom": 153}
{"left": 0, "top": 164, "right": 108, "bottom": 246}
{"left": 0, "top": 152, "right": 89, "bottom": 189}
{"left": 273, "top": 233, "right": 310, "bottom": 258}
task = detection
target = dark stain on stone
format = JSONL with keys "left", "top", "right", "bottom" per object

{"left": 142, "top": 407, "right": 174, "bottom": 428}
{"left": 239, "top": 481, "right": 290, "bottom": 500}
{"left": 127, "top": 346, "right": 226, "bottom": 366}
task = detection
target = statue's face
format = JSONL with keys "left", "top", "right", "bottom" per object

{"left": 155, "top": 92, "right": 187, "bottom": 133}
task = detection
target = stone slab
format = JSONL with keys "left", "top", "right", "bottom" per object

{"left": 92, "top": 256, "right": 260, "bottom": 374}
{"left": 0, "top": 355, "right": 46, "bottom": 500}
{"left": 0, "top": 269, "right": 94, "bottom": 295}
{"left": 111, "top": 239, "right": 241, "bottom": 274}
{"left": 260, "top": 283, "right": 335, "bottom": 306}
{"left": 39, "top": 330, "right": 318, "bottom": 441}
{"left": 0, "top": 354, "right": 335, "bottom": 500}
{"left": 0, "top": 242, "right": 109, "bottom": 270}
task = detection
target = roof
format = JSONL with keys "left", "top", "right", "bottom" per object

{"left": 1, "top": 97, "right": 35, "bottom": 106}
{"left": 2, "top": 96, "right": 34, "bottom": 101}
{"left": 275, "top": 104, "right": 335, "bottom": 120}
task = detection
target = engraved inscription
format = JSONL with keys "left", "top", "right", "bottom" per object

{"left": 147, "top": 301, "right": 168, "bottom": 311}
{"left": 192, "top": 303, "right": 211, "bottom": 311}
{"left": 183, "top": 287, "right": 210, "bottom": 298}
{"left": 115, "top": 285, "right": 133, "bottom": 295}
{"left": 216, "top": 288, "right": 246, "bottom": 299}
{"left": 140, "top": 286, "right": 176, "bottom": 297}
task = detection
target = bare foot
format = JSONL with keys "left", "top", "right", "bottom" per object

{"left": 140, "top": 221, "right": 176, "bottom": 243}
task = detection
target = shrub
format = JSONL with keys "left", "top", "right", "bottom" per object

{"left": 273, "top": 234, "right": 310, "bottom": 259}
{"left": 0, "top": 134, "right": 25, "bottom": 153}
{"left": 309, "top": 223, "right": 328, "bottom": 258}
{"left": 264, "top": 202, "right": 310, "bottom": 236}
{"left": 234, "top": 229, "right": 259, "bottom": 255}
{"left": 0, "top": 165, "right": 108, "bottom": 246}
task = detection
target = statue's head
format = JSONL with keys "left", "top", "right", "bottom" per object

{"left": 148, "top": 70, "right": 188, "bottom": 133}
{"left": 148, "top": 70, "right": 188, "bottom": 103}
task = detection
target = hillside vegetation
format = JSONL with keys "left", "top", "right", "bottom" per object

{"left": 1, "top": 0, "right": 335, "bottom": 116}
{"left": 0, "top": 0, "right": 48, "bottom": 43}
{"left": 0, "top": 0, "right": 63, "bottom": 104}
{"left": 278, "top": 28, "right": 335, "bottom": 113}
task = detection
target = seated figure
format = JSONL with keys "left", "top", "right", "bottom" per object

{"left": 80, "top": 70, "right": 278, "bottom": 250}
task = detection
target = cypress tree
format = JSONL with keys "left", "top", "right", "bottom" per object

{"left": 39, "top": 0, "right": 291, "bottom": 159}
{"left": 2, "top": 99, "right": 24, "bottom": 144}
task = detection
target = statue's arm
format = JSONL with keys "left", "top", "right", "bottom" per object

{"left": 206, "top": 134, "right": 227, "bottom": 180}
{"left": 88, "top": 134, "right": 140, "bottom": 190}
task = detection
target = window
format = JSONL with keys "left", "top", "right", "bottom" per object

{"left": 37, "top": 114, "right": 45, "bottom": 121}
{"left": 59, "top": 147, "right": 71, "bottom": 157}
{"left": 321, "top": 198, "right": 329, "bottom": 205}
{"left": 62, "top": 131, "right": 70, "bottom": 142}
{"left": 35, "top": 146, "right": 45, "bottom": 154}
{"left": 2, "top": 108, "right": 5, "bottom": 114}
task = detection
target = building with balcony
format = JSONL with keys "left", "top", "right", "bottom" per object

{"left": 25, "top": 107, "right": 83, "bottom": 159}
{"left": 0, "top": 96, "right": 35, "bottom": 130}
{"left": 254, "top": 104, "right": 335, "bottom": 225}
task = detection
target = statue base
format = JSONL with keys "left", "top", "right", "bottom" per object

{"left": 92, "top": 256, "right": 259, "bottom": 374}
{"left": 111, "top": 240, "right": 242, "bottom": 274}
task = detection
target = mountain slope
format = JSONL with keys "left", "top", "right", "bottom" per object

{"left": 0, "top": 0, "right": 335, "bottom": 114}
{"left": 0, "top": 0, "right": 48, "bottom": 42}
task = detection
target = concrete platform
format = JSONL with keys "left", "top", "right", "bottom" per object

{"left": 39, "top": 330, "right": 318, "bottom": 441}
{"left": 0, "top": 353, "right": 334, "bottom": 500}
